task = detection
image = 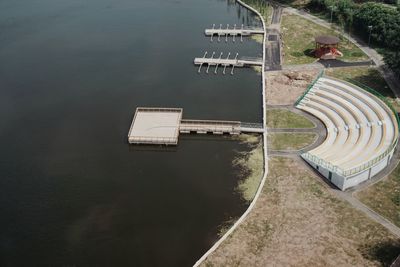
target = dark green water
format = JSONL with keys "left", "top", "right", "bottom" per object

{"left": 0, "top": 0, "right": 262, "bottom": 266}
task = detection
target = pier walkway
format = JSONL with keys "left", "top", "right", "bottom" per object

{"left": 128, "top": 108, "right": 264, "bottom": 145}
{"left": 194, "top": 52, "right": 263, "bottom": 74}
{"left": 205, "top": 24, "right": 264, "bottom": 42}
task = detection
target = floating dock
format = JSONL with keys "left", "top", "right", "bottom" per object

{"left": 194, "top": 52, "right": 263, "bottom": 74}
{"left": 128, "top": 107, "right": 264, "bottom": 145}
{"left": 128, "top": 108, "right": 182, "bottom": 145}
{"left": 205, "top": 24, "right": 264, "bottom": 42}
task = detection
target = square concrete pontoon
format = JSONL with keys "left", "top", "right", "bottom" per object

{"left": 128, "top": 108, "right": 183, "bottom": 145}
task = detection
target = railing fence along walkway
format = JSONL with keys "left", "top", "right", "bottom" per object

{"left": 294, "top": 69, "right": 325, "bottom": 106}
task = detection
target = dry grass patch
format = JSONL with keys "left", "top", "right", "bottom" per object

{"left": 266, "top": 69, "right": 320, "bottom": 105}
{"left": 268, "top": 132, "right": 316, "bottom": 151}
{"left": 281, "top": 14, "right": 368, "bottom": 65}
{"left": 355, "top": 161, "right": 400, "bottom": 228}
{"left": 201, "top": 157, "right": 400, "bottom": 267}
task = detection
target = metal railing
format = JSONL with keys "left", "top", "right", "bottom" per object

{"left": 294, "top": 69, "right": 324, "bottom": 106}
{"left": 342, "top": 133, "right": 398, "bottom": 177}
{"left": 302, "top": 152, "right": 342, "bottom": 175}
{"left": 303, "top": 76, "right": 399, "bottom": 178}
{"left": 342, "top": 78, "right": 400, "bottom": 130}
{"left": 240, "top": 122, "right": 264, "bottom": 129}
{"left": 239, "top": 56, "right": 263, "bottom": 62}
{"left": 129, "top": 136, "right": 178, "bottom": 144}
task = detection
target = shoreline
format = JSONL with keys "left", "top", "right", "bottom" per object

{"left": 192, "top": 0, "right": 269, "bottom": 265}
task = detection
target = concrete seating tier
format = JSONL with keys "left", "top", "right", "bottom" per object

{"left": 296, "top": 76, "right": 398, "bottom": 190}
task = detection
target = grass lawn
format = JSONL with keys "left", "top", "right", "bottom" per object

{"left": 268, "top": 132, "right": 316, "bottom": 150}
{"left": 355, "top": 162, "right": 400, "bottom": 228}
{"left": 325, "top": 66, "right": 400, "bottom": 112}
{"left": 267, "top": 109, "right": 314, "bottom": 128}
{"left": 201, "top": 157, "right": 400, "bottom": 267}
{"left": 281, "top": 14, "right": 368, "bottom": 65}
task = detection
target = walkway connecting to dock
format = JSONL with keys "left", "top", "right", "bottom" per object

{"left": 128, "top": 108, "right": 264, "bottom": 145}
{"left": 205, "top": 24, "right": 264, "bottom": 42}
{"left": 194, "top": 51, "right": 263, "bottom": 74}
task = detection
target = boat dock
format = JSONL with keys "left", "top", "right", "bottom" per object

{"left": 128, "top": 107, "right": 264, "bottom": 145}
{"left": 194, "top": 52, "right": 263, "bottom": 74}
{"left": 205, "top": 24, "right": 264, "bottom": 42}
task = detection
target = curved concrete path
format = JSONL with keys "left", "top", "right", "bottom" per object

{"left": 267, "top": 105, "right": 327, "bottom": 156}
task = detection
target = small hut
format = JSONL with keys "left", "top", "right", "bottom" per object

{"left": 314, "top": 35, "right": 343, "bottom": 60}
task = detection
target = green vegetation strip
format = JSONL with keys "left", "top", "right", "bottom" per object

{"left": 268, "top": 132, "right": 316, "bottom": 151}
{"left": 242, "top": 0, "right": 272, "bottom": 25}
{"left": 356, "top": 162, "right": 400, "bottom": 228}
{"left": 233, "top": 135, "right": 264, "bottom": 202}
{"left": 267, "top": 109, "right": 314, "bottom": 128}
{"left": 294, "top": 69, "right": 324, "bottom": 106}
{"left": 281, "top": 14, "right": 368, "bottom": 65}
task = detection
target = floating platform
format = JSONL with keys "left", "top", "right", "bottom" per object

{"left": 128, "top": 108, "right": 182, "bottom": 145}
{"left": 128, "top": 108, "right": 264, "bottom": 145}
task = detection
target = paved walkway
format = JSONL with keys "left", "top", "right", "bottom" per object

{"left": 284, "top": 7, "right": 400, "bottom": 97}
{"left": 264, "top": 5, "right": 283, "bottom": 71}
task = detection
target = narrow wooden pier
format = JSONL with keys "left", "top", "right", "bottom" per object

{"left": 128, "top": 108, "right": 264, "bottom": 145}
{"left": 194, "top": 52, "right": 263, "bottom": 74}
{"left": 205, "top": 24, "right": 264, "bottom": 42}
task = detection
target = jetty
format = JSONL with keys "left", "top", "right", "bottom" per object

{"left": 194, "top": 52, "right": 263, "bottom": 74}
{"left": 128, "top": 107, "right": 264, "bottom": 145}
{"left": 205, "top": 24, "right": 264, "bottom": 42}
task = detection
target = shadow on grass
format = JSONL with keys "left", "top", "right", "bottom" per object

{"left": 360, "top": 240, "right": 400, "bottom": 266}
{"left": 303, "top": 49, "right": 315, "bottom": 57}
{"left": 348, "top": 72, "right": 395, "bottom": 98}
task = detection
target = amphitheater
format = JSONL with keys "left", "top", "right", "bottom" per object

{"left": 296, "top": 75, "right": 399, "bottom": 190}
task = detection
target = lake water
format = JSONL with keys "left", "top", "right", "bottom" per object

{"left": 0, "top": 0, "right": 262, "bottom": 266}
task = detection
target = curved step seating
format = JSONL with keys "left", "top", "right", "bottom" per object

{"left": 310, "top": 89, "right": 371, "bottom": 163}
{"left": 322, "top": 78, "right": 395, "bottom": 160}
{"left": 308, "top": 94, "right": 360, "bottom": 160}
{"left": 299, "top": 105, "right": 337, "bottom": 154}
{"left": 296, "top": 76, "right": 398, "bottom": 190}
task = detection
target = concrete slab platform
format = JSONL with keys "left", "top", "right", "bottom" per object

{"left": 128, "top": 108, "right": 182, "bottom": 145}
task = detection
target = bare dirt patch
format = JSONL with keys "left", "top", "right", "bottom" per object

{"left": 201, "top": 157, "right": 400, "bottom": 267}
{"left": 266, "top": 69, "right": 320, "bottom": 105}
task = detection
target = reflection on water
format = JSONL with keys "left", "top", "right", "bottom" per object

{"left": 0, "top": 0, "right": 262, "bottom": 266}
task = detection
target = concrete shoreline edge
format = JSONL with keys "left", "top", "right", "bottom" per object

{"left": 192, "top": 0, "right": 269, "bottom": 266}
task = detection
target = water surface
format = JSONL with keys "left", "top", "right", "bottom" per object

{"left": 0, "top": 0, "right": 262, "bottom": 266}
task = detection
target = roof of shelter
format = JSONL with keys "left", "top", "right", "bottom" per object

{"left": 315, "top": 35, "right": 340, "bottom": 45}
